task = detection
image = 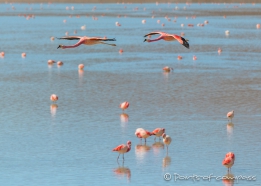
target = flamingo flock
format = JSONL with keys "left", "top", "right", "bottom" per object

{"left": 3, "top": 2, "right": 253, "bottom": 180}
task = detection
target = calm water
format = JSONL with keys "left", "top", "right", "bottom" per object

{"left": 0, "top": 2, "right": 261, "bottom": 186}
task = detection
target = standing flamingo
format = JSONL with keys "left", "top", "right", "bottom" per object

{"left": 227, "top": 110, "right": 234, "bottom": 122}
{"left": 143, "top": 31, "right": 189, "bottom": 49}
{"left": 112, "top": 141, "right": 131, "bottom": 161}
{"left": 151, "top": 128, "right": 165, "bottom": 141}
{"left": 162, "top": 133, "right": 172, "bottom": 153}
{"left": 135, "top": 128, "right": 151, "bottom": 143}
{"left": 222, "top": 152, "right": 235, "bottom": 173}
{"left": 50, "top": 94, "right": 58, "bottom": 103}
{"left": 119, "top": 101, "right": 129, "bottom": 112}
{"left": 57, "top": 36, "right": 116, "bottom": 49}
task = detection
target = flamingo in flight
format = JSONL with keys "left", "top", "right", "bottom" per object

{"left": 143, "top": 31, "right": 189, "bottom": 49}
{"left": 57, "top": 36, "right": 116, "bottom": 49}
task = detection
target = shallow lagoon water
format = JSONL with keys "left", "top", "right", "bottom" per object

{"left": 0, "top": 2, "right": 261, "bottom": 186}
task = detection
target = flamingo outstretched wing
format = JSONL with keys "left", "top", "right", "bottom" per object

{"left": 57, "top": 36, "right": 82, "bottom": 40}
{"left": 144, "top": 31, "right": 166, "bottom": 37}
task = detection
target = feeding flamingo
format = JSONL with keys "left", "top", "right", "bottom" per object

{"left": 112, "top": 141, "right": 131, "bottom": 161}
{"left": 143, "top": 31, "right": 189, "bottom": 49}
{"left": 151, "top": 128, "right": 165, "bottom": 141}
{"left": 135, "top": 128, "right": 151, "bottom": 143}
{"left": 119, "top": 101, "right": 129, "bottom": 112}
{"left": 227, "top": 110, "right": 234, "bottom": 122}
{"left": 57, "top": 36, "right": 116, "bottom": 49}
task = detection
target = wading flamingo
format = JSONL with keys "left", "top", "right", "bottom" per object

{"left": 227, "top": 110, "right": 234, "bottom": 122}
{"left": 143, "top": 31, "right": 189, "bottom": 49}
{"left": 50, "top": 94, "right": 58, "bottom": 102}
{"left": 57, "top": 36, "right": 116, "bottom": 49}
{"left": 222, "top": 152, "right": 235, "bottom": 173}
{"left": 120, "top": 101, "right": 129, "bottom": 112}
{"left": 151, "top": 128, "right": 165, "bottom": 141}
{"left": 112, "top": 141, "right": 131, "bottom": 161}
{"left": 162, "top": 66, "right": 173, "bottom": 72}
{"left": 135, "top": 128, "right": 151, "bottom": 143}
{"left": 162, "top": 133, "right": 172, "bottom": 153}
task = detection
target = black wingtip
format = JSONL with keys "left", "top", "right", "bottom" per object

{"left": 144, "top": 39, "right": 147, "bottom": 42}
{"left": 181, "top": 37, "right": 189, "bottom": 49}
{"left": 57, "top": 45, "right": 61, "bottom": 49}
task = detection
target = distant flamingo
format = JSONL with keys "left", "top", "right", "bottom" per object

{"left": 78, "top": 64, "right": 84, "bottom": 70}
{"left": 227, "top": 110, "right": 234, "bottom": 122}
{"left": 151, "top": 128, "right": 165, "bottom": 141}
{"left": 48, "top": 60, "right": 55, "bottom": 65}
{"left": 57, "top": 61, "right": 63, "bottom": 66}
{"left": 50, "top": 94, "right": 58, "bottom": 102}
{"left": 21, "top": 53, "right": 26, "bottom": 58}
{"left": 257, "top": 24, "right": 260, "bottom": 29}
{"left": 57, "top": 36, "right": 116, "bottom": 49}
{"left": 162, "top": 66, "right": 173, "bottom": 72}
{"left": 162, "top": 133, "right": 172, "bottom": 152}
{"left": 112, "top": 141, "right": 131, "bottom": 160}
{"left": 1, "top": 52, "right": 5, "bottom": 58}
{"left": 119, "top": 101, "right": 129, "bottom": 112}
{"left": 218, "top": 47, "right": 222, "bottom": 54}
{"left": 222, "top": 152, "right": 235, "bottom": 173}
{"left": 193, "top": 55, "right": 197, "bottom": 60}
{"left": 135, "top": 128, "right": 151, "bottom": 143}
{"left": 144, "top": 31, "right": 189, "bottom": 49}
{"left": 177, "top": 55, "right": 182, "bottom": 60}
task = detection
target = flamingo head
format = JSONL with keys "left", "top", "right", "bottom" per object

{"left": 162, "top": 133, "right": 166, "bottom": 138}
{"left": 144, "top": 39, "right": 149, "bottom": 42}
{"left": 57, "top": 45, "right": 63, "bottom": 49}
{"left": 226, "top": 152, "right": 235, "bottom": 160}
{"left": 127, "top": 141, "right": 132, "bottom": 146}
{"left": 162, "top": 128, "right": 165, "bottom": 133}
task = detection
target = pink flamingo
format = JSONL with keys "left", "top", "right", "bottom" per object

{"left": 144, "top": 31, "right": 189, "bottom": 49}
{"left": 162, "top": 133, "right": 172, "bottom": 153}
{"left": 222, "top": 152, "right": 235, "bottom": 173}
{"left": 193, "top": 55, "right": 197, "bottom": 60}
{"left": 112, "top": 141, "right": 131, "bottom": 160}
{"left": 119, "top": 101, "right": 129, "bottom": 112}
{"left": 151, "top": 128, "right": 165, "bottom": 141}
{"left": 162, "top": 66, "right": 173, "bottom": 72}
{"left": 78, "top": 64, "right": 84, "bottom": 70}
{"left": 57, "top": 61, "right": 63, "bottom": 66}
{"left": 21, "top": 53, "right": 26, "bottom": 58}
{"left": 218, "top": 47, "right": 222, "bottom": 54}
{"left": 227, "top": 110, "right": 234, "bottom": 122}
{"left": 50, "top": 94, "right": 58, "bottom": 102}
{"left": 57, "top": 36, "right": 116, "bottom": 49}
{"left": 135, "top": 128, "right": 151, "bottom": 143}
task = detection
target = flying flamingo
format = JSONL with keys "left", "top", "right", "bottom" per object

{"left": 162, "top": 133, "right": 172, "bottom": 153}
{"left": 227, "top": 110, "right": 234, "bottom": 122}
{"left": 222, "top": 152, "right": 235, "bottom": 173}
{"left": 57, "top": 36, "right": 116, "bottom": 49}
{"left": 144, "top": 31, "right": 189, "bottom": 49}
{"left": 151, "top": 128, "right": 165, "bottom": 141}
{"left": 135, "top": 128, "right": 151, "bottom": 143}
{"left": 112, "top": 141, "right": 131, "bottom": 161}
{"left": 120, "top": 101, "right": 129, "bottom": 112}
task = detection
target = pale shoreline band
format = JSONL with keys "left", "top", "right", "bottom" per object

{"left": 0, "top": 0, "right": 260, "bottom": 3}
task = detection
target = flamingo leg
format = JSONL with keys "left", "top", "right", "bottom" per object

{"left": 117, "top": 153, "right": 120, "bottom": 160}
{"left": 154, "top": 137, "right": 156, "bottom": 141}
{"left": 123, "top": 154, "right": 125, "bottom": 160}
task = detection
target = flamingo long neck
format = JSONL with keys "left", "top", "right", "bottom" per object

{"left": 127, "top": 145, "right": 131, "bottom": 152}
{"left": 63, "top": 39, "right": 84, "bottom": 48}
{"left": 148, "top": 37, "right": 163, "bottom": 42}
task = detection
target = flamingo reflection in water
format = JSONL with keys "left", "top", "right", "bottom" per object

{"left": 162, "top": 156, "right": 171, "bottom": 168}
{"left": 222, "top": 174, "right": 235, "bottom": 186}
{"left": 135, "top": 144, "right": 151, "bottom": 162}
{"left": 50, "top": 104, "right": 58, "bottom": 117}
{"left": 113, "top": 161, "right": 131, "bottom": 182}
